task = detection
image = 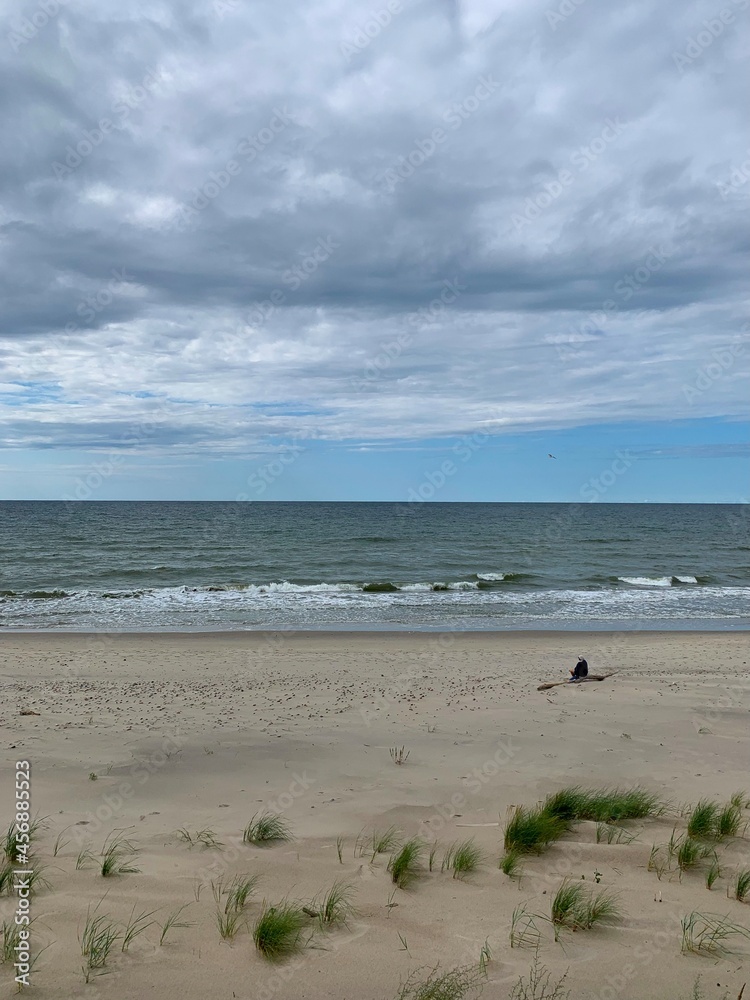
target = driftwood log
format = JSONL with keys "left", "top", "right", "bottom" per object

{"left": 537, "top": 672, "right": 615, "bottom": 692}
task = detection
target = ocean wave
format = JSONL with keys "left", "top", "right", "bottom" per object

{"left": 0, "top": 574, "right": 720, "bottom": 603}
{"left": 23, "top": 589, "right": 71, "bottom": 599}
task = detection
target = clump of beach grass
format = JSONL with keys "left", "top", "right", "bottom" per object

{"left": 680, "top": 911, "right": 750, "bottom": 956}
{"left": 253, "top": 901, "right": 308, "bottom": 960}
{"left": 76, "top": 847, "right": 96, "bottom": 871}
{"left": 122, "top": 906, "right": 156, "bottom": 952}
{"left": 549, "top": 786, "right": 660, "bottom": 824}
{"left": 687, "top": 800, "right": 720, "bottom": 840}
{"left": 196, "top": 829, "right": 223, "bottom": 850}
{"left": 442, "top": 839, "right": 483, "bottom": 880}
{"left": 550, "top": 880, "right": 621, "bottom": 939}
{"left": 509, "top": 949, "right": 570, "bottom": 1000}
{"left": 389, "top": 838, "right": 424, "bottom": 889}
{"left": 80, "top": 908, "right": 121, "bottom": 981}
{"left": 550, "top": 881, "right": 585, "bottom": 939}
{"left": 717, "top": 803, "right": 744, "bottom": 839}
{"left": 734, "top": 869, "right": 750, "bottom": 903}
{"left": 429, "top": 841, "right": 439, "bottom": 872}
{"left": 216, "top": 908, "right": 245, "bottom": 941}
{"left": 393, "top": 963, "right": 485, "bottom": 1000}
{"left": 243, "top": 812, "right": 292, "bottom": 846}
{"left": 648, "top": 843, "right": 671, "bottom": 881}
{"left": 33, "top": 865, "right": 53, "bottom": 894}
{"left": 0, "top": 862, "right": 13, "bottom": 895}
{"left": 158, "top": 904, "right": 193, "bottom": 946}
{"left": 596, "top": 823, "right": 637, "bottom": 845}
{"left": 705, "top": 862, "right": 722, "bottom": 890}
{"left": 100, "top": 832, "right": 140, "bottom": 876}
{"left": 178, "top": 828, "right": 224, "bottom": 850}
{"left": 52, "top": 826, "right": 72, "bottom": 857}
{"left": 313, "top": 879, "right": 356, "bottom": 929}
{"left": 372, "top": 826, "right": 401, "bottom": 859}
{"left": 676, "top": 836, "right": 714, "bottom": 877}
{"left": 500, "top": 848, "right": 524, "bottom": 880}
{"left": 2, "top": 919, "right": 27, "bottom": 964}
{"left": 504, "top": 805, "right": 567, "bottom": 855}
{"left": 3, "top": 819, "right": 43, "bottom": 864}
{"left": 478, "top": 939, "right": 491, "bottom": 977}
{"left": 543, "top": 787, "right": 590, "bottom": 823}
{"left": 509, "top": 904, "right": 542, "bottom": 949}
{"left": 225, "top": 873, "right": 262, "bottom": 913}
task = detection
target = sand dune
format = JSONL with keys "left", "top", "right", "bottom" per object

{"left": 1, "top": 631, "right": 749, "bottom": 999}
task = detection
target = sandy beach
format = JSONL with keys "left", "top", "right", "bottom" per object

{"left": 1, "top": 630, "right": 749, "bottom": 999}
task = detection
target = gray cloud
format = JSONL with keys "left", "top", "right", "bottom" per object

{"left": 1, "top": 0, "right": 748, "bottom": 455}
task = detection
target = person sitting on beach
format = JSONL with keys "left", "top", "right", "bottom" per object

{"left": 569, "top": 655, "right": 588, "bottom": 682}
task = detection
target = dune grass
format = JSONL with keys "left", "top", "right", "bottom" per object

{"left": 687, "top": 800, "right": 720, "bottom": 840}
{"left": 122, "top": 906, "right": 156, "bottom": 952}
{"left": 499, "top": 848, "right": 524, "bottom": 880}
{"left": 52, "top": 827, "right": 72, "bottom": 857}
{"left": 509, "top": 904, "right": 542, "bottom": 950}
{"left": 314, "top": 879, "right": 356, "bottom": 928}
{"left": 3, "top": 817, "right": 44, "bottom": 863}
{"left": 503, "top": 806, "right": 567, "bottom": 855}
{"left": 676, "top": 836, "right": 715, "bottom": 876}
{"left": 478, "top": 938, "right": 491, "bottom": 976}
{"left": 730, "top": 791, "right": 749, "bottom": 810}
{"left": 579, "top": 888, "right": 621, "bottom": 929}
{"left": 394, "top": 963, "right": 485, "bottom": 1000}
{"left": 717, "top": 803, "right": 743, "bottom": 839}
{"left": 550, "top": 881, "right": 585, "bottom": 938}
{"left": 100, "top": 832, "right": 140, "bottom": 876}
{"left": 442, "top": 839, "right": 483, "bottom": 880}
{"left": 253, "top": 901, "right": 308, "bottom": 960}
{"left": 76, "top": 847, "right": 96, "bottom": 871}
{"left": 80, "top": 908, "right": 121, "bottom": 981}
{"left": 734, "top": 869, "right": 750, "bottom": 903}
{"left": 705, "top": 862, "right": 721, "bottom": 891}
{"left": 550, "top": 880, "right": 621, "bottom": 939}
{"left": 177, "top": 827, "right": 225, "bottom": 850}
{"left": 224, "top": 873, "right": 262, "bottom": 913}
{"left": 158, "top": 904, "right": 193, "bottom": 946}
{"left": 543, "top": 787, "right": 590, "bottom": 822}
{"left": 680, "top": 911, "right": 750, "bottom": 956}
{"left": 596, "top": 823, "right": 637, "bottom": 845}
{"left": 243, "top": 812, "right": 292, "bottom": 846}
{"left": 544, "top": 786, "right": 660, "bottom": 824}
{"left": 0, "top": 862, "right": 13, "bottom": 895}
{"left": 2, "top": 920, "right": 25, "bottom": 964}
{"left": 429, "top": 841, "right": 439, "bottom": 872}
{"left": 217, "top": 907, "right": 245, "bottom": 941}
{"left": 389, "top": 838, "right": 424, "bottom": 889}
{"left": 372, "top": 826, "right": 401, "bottom": 859}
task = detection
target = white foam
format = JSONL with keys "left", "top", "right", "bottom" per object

{"left": 477, "top": 572, "right": 506, "bottom": 581}
{"left": 618, "top": 576, "right": 672, "bottom": 587}
{"left": 674, "top": 575, "right": 698, "bottom": 584}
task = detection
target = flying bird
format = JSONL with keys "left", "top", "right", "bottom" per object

{"left": 548, "top": 454, "right": 557, "bottom": 459}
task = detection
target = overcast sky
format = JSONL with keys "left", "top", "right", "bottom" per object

{"left": 1, "top": 0, "right": 748, "bottom": 501}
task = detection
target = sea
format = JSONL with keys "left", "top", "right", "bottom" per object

{"left": 0, "top": 502, "right": 748, "bottom": 632}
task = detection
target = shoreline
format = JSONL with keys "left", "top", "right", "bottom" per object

{"left": 1, "top": 624, "right": 749, "bottom": 636}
